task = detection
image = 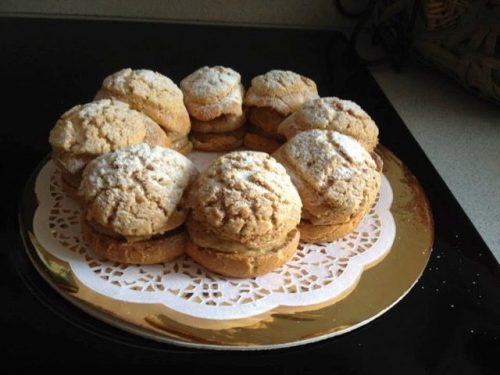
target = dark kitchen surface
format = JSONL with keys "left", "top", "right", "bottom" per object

{"left": 2, "top": 17, "right": 500, "bottom": 372}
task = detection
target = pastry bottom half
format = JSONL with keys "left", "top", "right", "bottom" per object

{"left": 185, "top": 229, "right": 300, "bottom": 278}
{"left": 298, "top": 209, "right": 366, "bottom": 243}
{"left": 81, "top": 219, "right": 186, "bottom": 264}
{"left": 190, "top": 127, "right": 245, "bottom": 152}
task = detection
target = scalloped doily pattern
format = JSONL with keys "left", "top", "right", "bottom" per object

{"left": 33, "top": 153, "right": 395, "bottom": 320}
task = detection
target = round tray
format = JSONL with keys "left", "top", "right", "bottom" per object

{"left": 18, "top": 145, "right": 433, "bottom": 350}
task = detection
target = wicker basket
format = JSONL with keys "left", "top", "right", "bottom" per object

{"left": 421, "top": 0, "right": 470, "bottom": 30}
{"left": 415, "top": 0, "right": 500, "bottom": 105}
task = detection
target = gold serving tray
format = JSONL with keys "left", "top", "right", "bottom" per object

{"left": 20, "top": 145, "right": 433, "bottom": 349}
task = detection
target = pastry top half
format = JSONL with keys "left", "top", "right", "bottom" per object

{"left": 95, "top": 68, "right": 191, "bottom": 139}
{"left": 180, "top": 66, "right": 244, "bottom": 121}
{"left": 187, "top": 151, "right": 302, "bottom": 253}
{"left": 79, "top": 143, "right": 198, "bottom": 240}
{"left": 278, "top": 97, "right": 379, "bottom": 151}
{"left": 49, "top": 99, "right": 171, "bottom": 175}
{"left": 273, "top": 130, "right": 381, "bottom": 226}
{"left": 244, "top": 70, "right": 319, "bottom": 115}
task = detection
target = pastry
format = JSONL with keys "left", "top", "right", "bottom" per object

{"left": 273, "top": 130, "right": 381, "bottom": 242}
{"left": 49, "top": 99, "right": 171, "bottom": 201}
{"left": 190, "top": 127, "right": 246, "bottom": 152}
{"left": 278, "top": 97, "right": 379, "bottom": 151}
{"left": 185, "top": 151, "right": 302, "bottom": 277}
{"left": 180, "top": 66, "right": 245, "bottom": 152}
{"left": 79, "top": 143, "right": 198, "bottom": 264}
{"left": 95, "top": 68, "right": 192, "bottom": 154}
{"left": 243, "top": 70, "right": 319, "bottom": 153}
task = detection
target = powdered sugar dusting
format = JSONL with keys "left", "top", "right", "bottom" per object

{"left": 181, "top": 66, "right": 241, "bottom": 101}
{"left": 276, "top": 129, "right": 381, "bottom": 224}
{"left": 277, "top": 97, "right": 379, "bottom": 152}
{"left": 188, "top": 151, "right": 302, "bottom": 250}
{"left": 77, "top": 99, "right": 125, "bottom": 118}
{"left": 79, "top": 144, "right": 198, "bottom": 236}
{"left": 331, "top": 131, "right": 373, "bottom": 166}
{"left": 101, "top": 68, "right": 183, "bottom": 103}
{"left": 251, "top": 70, "right": 316, "bottom": 94}
{"left": 185, "top": 83, "right": 244, "bottom": 120}
{"left": 48, "top": 99, "right": 152, "bottom": 157}
{"left": 137, "top": 69, "right": 161, "bottom": 85}
{"left": 225, "top": 84, "right": 243, "bottom": 104}
{"left": 333, "top": 165, "right": 354, "bottom": 180}
{"left": 300, "top": 98, "right": 338, "bottom": 125}
{"left": 335, "top": 98, "right": 366, "bottom": 116}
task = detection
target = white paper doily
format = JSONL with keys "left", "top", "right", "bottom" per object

{"left": 33, "top": 152, "right": 395, "bottom": 320}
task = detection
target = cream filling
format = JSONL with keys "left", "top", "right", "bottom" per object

{"left": 89, "top": 208, "right": 186, "bottom": 243}
{"left": 187, "top": 218, "right": 290, "bottom": 255}
{"left": 191, "top": 113, "right": 246, "bottom": 134}
{"left": 187, "top": 84, "right": 244, "bottom": 121}
{"left": 190, "top": 126, "right": 245, "bottom": 142}
{"left": 249, "top": 107, "right": 287, "bottom": 134}
{"left": 247, "top": 124, "right": 285, "bottom": 143}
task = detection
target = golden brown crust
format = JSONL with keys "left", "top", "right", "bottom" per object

{"left": 49, "top": 99, "right": 170, "bottom": 175}
{"left": 243, "top": 132, "right": 282, "bottom": 154}
{"left": 187, "top": 151, "right": 302, "bottom": 251}
{"left": 371, "top": 151, "right": 384, "bottom": 173}
{"left": 190, "top": 128, "right": 245, "bottom": 152}
{"left": 143, "top": 121, "right": 173, "bottom": 148}
{"left": 49, "top": 100, "right": 147, "bottom": 155}
{"left": 185, "top": 229, "right": 299, "bottom": 277}
{"left": 180, "top": 66, "right": 241, "bottom": 104}
{"left": 277, "top": 97, "right": 379, "bottom": 152}
{"left": 79, "top": 144, "right": 198, "bottom": 237}
{"left": 247, "top": 107, "right": 286, "bottom": 141}
{"left": 191, "top": 113, "right": 246, "bottom": 134}
{"left": 95, "top": 69, "right": 191, "bottom": 139}
{"left": 97, "top": 88, "right": 191, "bottom": 140}
{"left": 171, "top": 137, "right": 193, "bottom": 155}
{"left": 147, "top": 102, "right": 191, "bottom": 140}
{"left": 179, "top": 141, "right": 194, "bottom": 155}
{"left": 184, "top": 86, "right": 244, "bottom": 121}
{"left": 273, "top": 130, "right": 380, "bottom": 226}
{"left": 298, "top": 210, "right": 365, "bottom": 243}
{"left": 244, "top": 70, "right": 318, "bottom": 115}
{"left": 82, "top": 219, "right": 185, "bottom": 264}
{"left": 181, "top": 66, "right": 244, "bottom": 121}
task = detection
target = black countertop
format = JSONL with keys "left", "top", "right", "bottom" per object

{"left": 1, "top": 17, "right": 499, "bottom": 372}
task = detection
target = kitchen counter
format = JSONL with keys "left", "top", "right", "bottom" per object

{"left": 371, "top": 62, "right": 500, "bottom": 261}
